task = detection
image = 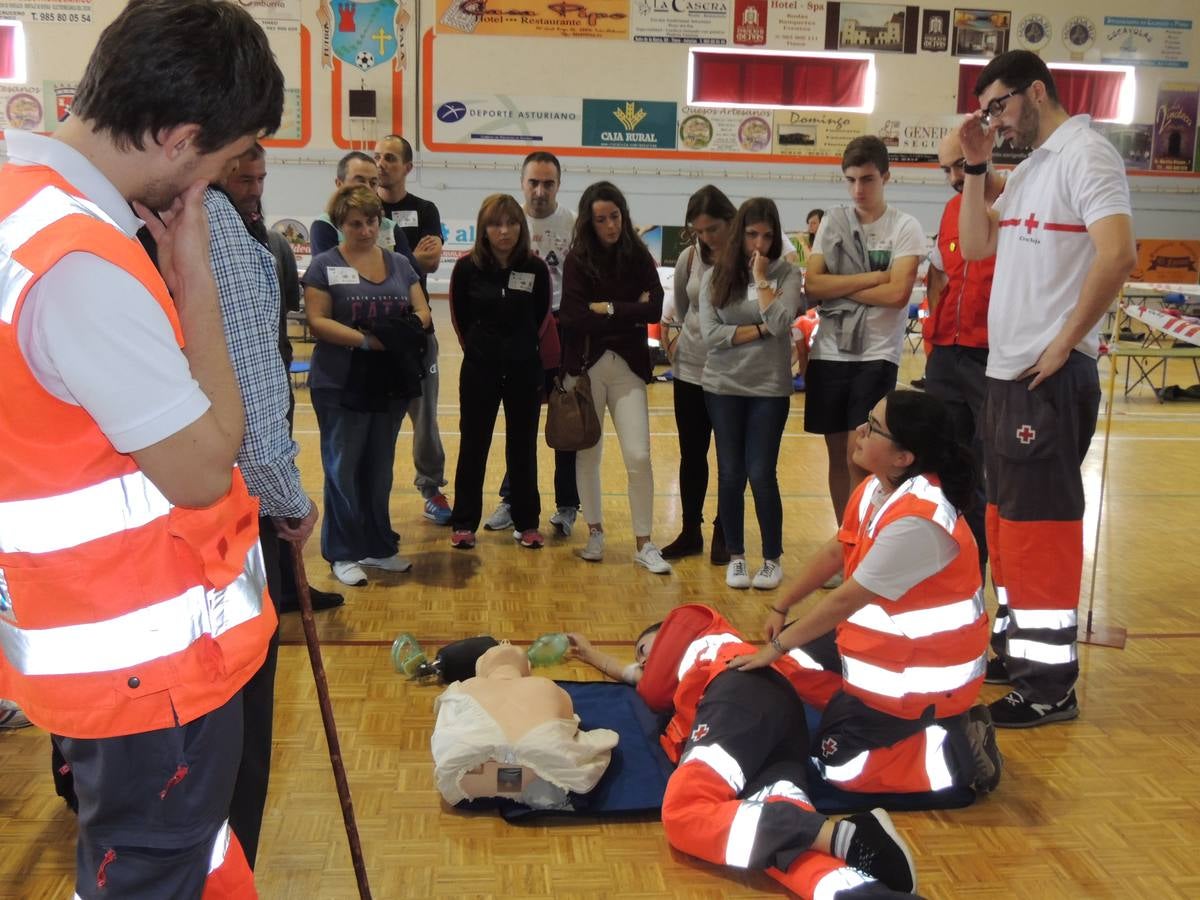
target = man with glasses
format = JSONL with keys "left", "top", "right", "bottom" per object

{"left": 957, "top": 50, "right": 1136, "bottom": 729}
{"left": 923, "top": 131, "right": 1004, "bottom": 584}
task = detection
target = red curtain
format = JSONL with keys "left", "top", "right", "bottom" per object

{"left": 787, "top": 57, "right": 869, "bottom": 108}
{"left": 692, "top": 52, "right": 869, "bottom": 109}
{"left": 957, "top": 60, "right": 1124, "bottom": 119}
{"left": 1055, "top": 69, "right": 1124, "bottom": 119}
{"left": 0, "top": 25, "right": 15, "bottom": 82}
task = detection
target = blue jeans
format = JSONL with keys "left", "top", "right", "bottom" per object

{"left": 704, "top": 393, "right": 790, "bottom": 559}
{"left": 312, "top": 389, "right": 408, "bottom": 562}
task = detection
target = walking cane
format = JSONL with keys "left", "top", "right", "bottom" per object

{"left": 288, "top": 541, "right": 373, "bottom": 899}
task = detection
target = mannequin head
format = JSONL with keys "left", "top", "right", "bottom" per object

{"left": 475, "top": 642, "right": 531, "bottom": 678}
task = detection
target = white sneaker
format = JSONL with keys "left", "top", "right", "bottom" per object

{"left": 331, "top": 560, "right": 368, "bottom": 586}
{"left": 634, "top": 542, "right": 672, "bottom": 574}
{"left": 484, "top": 502, "right": 513, "bottom": 531}
{"left": 0, "top": 699, "right": 31, "bottom": 729}
{"left": 823, "top": 571, "right": 844, "bottom": 590}
{"left": 358, "top": 554, "right": 413, "bottom": 573}
{"left": 578, "top": 529, "right": 605, "bottom": 562}
{"left": 549, "top": 506, "right": 577, "bottom": 537}
{"left": 752, "top": 559, "right": 784, "bottom": 590}
{"left": 726, "top": 559, "right": 751, "bottom": 589}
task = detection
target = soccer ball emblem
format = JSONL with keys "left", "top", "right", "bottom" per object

{"left": 355, "top": 50, "right": 375, "bottom": 71}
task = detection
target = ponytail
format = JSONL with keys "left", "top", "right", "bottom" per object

{"left": 884, "top": 390, "right": 978, "bottom": 513}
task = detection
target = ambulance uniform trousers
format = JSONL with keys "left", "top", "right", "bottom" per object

{"left": 984, "top": 351, "right": 1099, "bottom": 703}
{"left": 661, "top": 667, "right": 902, "bottom": 899}
{"left": 923, "top": 343, "right": 988, "bottom": 580}
{"left": 53, "top": 692, "right": 255, "bottom": 899}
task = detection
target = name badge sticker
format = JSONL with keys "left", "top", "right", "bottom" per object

{"left": 508, "top": 271, "right": 535, "bottom": 293}
{"left": 394, "top": 210, "right": 419, "bottom": 228}
{"left": 327, "top": 267, "right": 360, "bottom": 286}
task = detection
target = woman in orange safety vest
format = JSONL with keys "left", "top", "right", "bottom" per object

{"left": 729, "top": 389, "right": 1000, "bottom": 797}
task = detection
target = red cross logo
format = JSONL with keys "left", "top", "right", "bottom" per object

{"left": 1016, "top": 424, "right": 1037, "bottom": 444}
{"left": 690, "top": 723, "right": 710, "bottom": 742}
{"left": 821, "top": 737, "right": 838, "bottom": 758}
{"left": 1023, "top": 213, "right": 1039, "bottom": 234}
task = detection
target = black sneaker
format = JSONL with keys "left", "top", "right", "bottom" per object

{"left": 983, "top": 656, "right": 1010, "bottom": 685}
{"left": 843, "top": 808, "right": 917, "bottom": 894}
{"left": 965, "top": 705, "right": 1003, "bottom": 794}
{"left": 989, "top": 689, "right": 1078, "bottom": 729}
{"left": 279, "top": 586, "right": 346, "bottom": 614}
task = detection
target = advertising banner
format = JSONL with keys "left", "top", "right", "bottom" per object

{"left": 435, "top": 0, "right": 629, "bottom": 39}
{"left": 1152, "top": 83, "right": 1198, "bottom": 173}
{"left": 1102, "top": 17, "right": 1191, "bottom": 69}
{"left": 433, "top": 95, "right": 583, "bottom": 146}
{"left": 631, "top": 0, "right": 730, "bottom": 44}
{"left": 583, "top": 99, "right": 677, "bottom": 150}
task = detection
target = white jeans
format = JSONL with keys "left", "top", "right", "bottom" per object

{"left": 569, "top": 350, "right": 653, "bottom": 536}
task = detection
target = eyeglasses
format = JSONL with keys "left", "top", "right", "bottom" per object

{"left": 940, "top": 157, "right": 965, "bottom": 175}
{"left": 981, "top": 85, "right": 1029, "bottom": 125}
{"left": 865, "top": 414, "right": 896, "bottom": 442}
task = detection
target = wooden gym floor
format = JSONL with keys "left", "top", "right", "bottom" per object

{"left": 2, "top": 300, "right": 1199, "bottom": 899}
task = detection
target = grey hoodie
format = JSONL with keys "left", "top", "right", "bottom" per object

{"left": 816, "top": 205, "right": 871, "bottom": 355}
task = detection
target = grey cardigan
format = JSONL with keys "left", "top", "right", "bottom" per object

{"left": 699, "top": 256, "right": 804, "bottom": 397}
{"left": 816, "top": 206, "right": 872, "bottom": 355}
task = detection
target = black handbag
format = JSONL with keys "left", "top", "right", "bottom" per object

{"left": 545, "top": 336, "right": 601, "bottom": 451}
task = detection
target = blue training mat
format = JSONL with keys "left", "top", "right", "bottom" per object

{"left": 459, "top": 681, "right": 974, "bottom": 822}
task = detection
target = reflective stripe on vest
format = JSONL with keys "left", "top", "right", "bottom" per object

{"left": 1007, "top": 638, "right": 1077, "bottom": 665}
{"left": 787, "top": 647, "right": 826, "bottom": 671}
{"left": 679, "top": 741, "right": 746, "bottom": 795}
{"left": 0, "top": 470, "right": 171, "bottom": 553}
{"left": 0, "top": 185, "right": 118, "bottom": 324}
{"left": 676, "top": 632, "right": 742, "bottom": 681}
{"left": 842, "top": 651, "right": 987, "bottom": 700}
{"left": 0, "top": 545, "right": 265, "bottom": 676}
{"left": 845, "top": 590, "right": 986, "bottom": 639}
{"left": 866, "top": 474, "right": 956, "bottom": 538}
{"left": 1010, "top": 608, "right": 1077, "bottom": 631}
{"left": 813, "top": 866, "right": 873, "bottom": 900}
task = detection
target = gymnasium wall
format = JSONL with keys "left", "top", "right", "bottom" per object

{"left": 1, "top": 0, "right": 1197, "bottom": 267}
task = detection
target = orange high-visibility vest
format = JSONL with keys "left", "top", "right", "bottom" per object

{"left": 651, "top": 605, "right": 838, "bottom": 764}
{"left": 0, "top": 163, "right": 276, "bottom": 739}
{"left": 836, "top": 474, "right": 987, "bottom": 720}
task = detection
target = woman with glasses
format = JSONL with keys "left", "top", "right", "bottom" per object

{"left": 700, "top": 198, "right": 805, "bottom": 591}
{"left": 727, "top": 389, "right": 999, "bottom": 797}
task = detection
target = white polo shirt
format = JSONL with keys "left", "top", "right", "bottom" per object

{"left": 986, "top": 114, "right": 1132, "bottom": 380}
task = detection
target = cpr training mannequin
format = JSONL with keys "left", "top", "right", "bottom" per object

{"left": 431, "top": 642, "right": 618, "bottom": 809}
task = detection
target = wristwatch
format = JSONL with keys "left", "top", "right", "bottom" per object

{"left": 963, "top": 160, "right": 988, "bottom": 175}
{"left": 755, "top": 279, "right": 772, "bottom": 291}
{"left": 606, "top": 302, "right": 615, "bottom": 316}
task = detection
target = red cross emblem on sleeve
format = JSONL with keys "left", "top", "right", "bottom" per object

{"left": 1023, "top": 213, "right": 1039, "bottom": 234}
{"left": 690, "top": 723, "right": 710, "bottom": 742}
{"left": 1016, "top": 424, "right": 1037, "bottom": 444}
{"left": 821, "top": 737, "right": 838, "bottom": 758}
